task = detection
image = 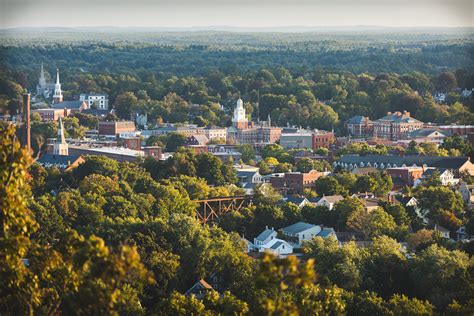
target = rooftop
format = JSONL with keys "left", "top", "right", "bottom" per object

{"left": 282, "top": 222, "right": 316, "bottom": 234}
{"left": 255, "top": 228, "right": 275, "bottom": 242}
{"left": 69, "top": 144, "right": 144, "bottom": 157}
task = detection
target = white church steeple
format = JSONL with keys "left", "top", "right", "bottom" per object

{"left": 53, "top": 117, "right": 68, "bottom": 156}
{"left": 53, "top": 68, "right": 63, "bottom": 104}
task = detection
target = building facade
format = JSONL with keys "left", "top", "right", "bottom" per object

{"left": 345, "top": 116, "right": 374, "bottom": 137}
{"left": 98, "top": 121, "right": 136, "bottom": 137}
{"left": 373, "top": 111, "right": 423, "bottom": 140}
{"left": 79, "top": 93, "right": 109, "bottom": 110}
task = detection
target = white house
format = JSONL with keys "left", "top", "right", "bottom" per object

{"left": 259, "top": 238, "right": 294, "bottom": 255}
{"left": 414, "top": 168, "right": 459, "bottom": 187}
{"left": 316, "top": 195, "right": 344, "bottom": 210}
{"left": 237, "top": 170, "right": 263, "bottom": 185}
{"left": 280, "top": 222, "right": 321, "bottom": 248}
{"left": 283, "top": 196, "right": 311, "bottom": 209}
{"left": 458, "top": 181, "right": 474, "bottom": 207}
{"left": 254, "top": 227, "right": 277, "bottom": 248}
{"left": 433, "top": 224, "right": 450, "bottom": 239}
{"left": 396, "top": 196, "right": 427, "bottom": 224}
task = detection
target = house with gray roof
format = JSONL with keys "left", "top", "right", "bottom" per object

{"left": 280, "top": 222, "right": 321, "bottom": 248}
{"left": 254, "top": 226, "right": 277, "bottom": 247}
{"left": 316, "top": 195, "right": 344, "bottom": 210}
{"left": 258, "top": 238, "right": 294, "bottom": 256}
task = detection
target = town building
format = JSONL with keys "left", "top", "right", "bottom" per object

{"left": 386, "top": 167, "right": 424, "bottom": 188}
{"left": 32, "top": 108, "right": 70, "bottom": 121}
{"left": 37, "top": 119, "right": 84, "bottom": 171}
{"left": 51, "top": 100, "right": 89, "bottom": 114}
{"left": 79, "top": 93, "right": 109, "bottom": 110}
{"left": 36, "top": 63, "right": 55, "bottom": 98}
{"left": 142, "top": 146, "right": 163, "bottom": 160}
{"left": 279, "top": 222, "right": 322, "bottom": 248}
{"left": 335, "top": 154, "right": 474, "bottom": 176}
{"left": 414, "top": 168, "right": 459, "bottom": 187}
{"left": 270, "top": 170, "right": 323, "bottom": 195}
{"left": 254, "top": 227, "right": 277, "bottom": 248}
{"left": 98, "top": 121, "right": 136, "bottom": 137}
{"left": 373, "top": 111, "right": 423, "bottom": 140}
{"left": 232, "top": 98, "right": 250, "bottom": 129}
{"left": 437, "top": 125, "right": 474, "bottom": 137}
{"left": 345, "top": 115, "right": 374, "bottom": 137}
{"left": 280, "top": 128, "right": 335, "bottom": 150}
{"left": 404, "top": 128, "right": 450, "bottom": 144}
{"left": 203, "top": 126, "right": 227, "bottom": 141}
{"left": 67, "top": 144, "right": 144, "bottom": 162}
{"left": 316, "top": 195, "right": 344, "bottom": 210}
{"left": 458, "top": 182, "right": 474, "bottom": 207}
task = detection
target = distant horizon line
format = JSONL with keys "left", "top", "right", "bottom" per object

{"left": 2, "top": 25, "right": 474, "bottom": 30}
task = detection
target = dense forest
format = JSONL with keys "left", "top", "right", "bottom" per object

{"left": 1, "top": 31, "right": 473, "bottom": 139}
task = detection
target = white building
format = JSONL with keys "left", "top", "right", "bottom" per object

{"left": 414, "top": 168, "right": 459, "bottom": 187}
{"left": 53, "top": 118, "right": 68, "bottom": 156}
{"left": 80, "top": 93, "right": 109, "bottom": 110}
{"left": 259, "top": 238, "right": 294, "bottom": 255}
{"left": 254, "top": 227, "right": 277, "bottom": 248}
{"left": 316, "top": 195, "right": 344, "bottom": 210}
{"left": 280, "top": 222, "right": 322, "bottom": 248}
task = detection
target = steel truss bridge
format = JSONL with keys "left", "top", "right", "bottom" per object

{"left": 193, "top": 195, "right": 253, "bottom": 224}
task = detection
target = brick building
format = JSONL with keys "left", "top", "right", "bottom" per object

{"left": 270, "top": 170, "right": 323, "bottom": 194}
{"left": 345, "top": 116, "right": 373, "bottom": 137}
{"left": 98, "top": 121, "right": 136, "bottom": 137}
{"left": 373, "top": 111, "right": 423, "bottom": 141}
{"left": 33, "top": 108, "right": 70, "bottom": 121}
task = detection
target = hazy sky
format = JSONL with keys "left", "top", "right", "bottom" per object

{"left": 1, "top": 0, "right": 473, "bottom": 28}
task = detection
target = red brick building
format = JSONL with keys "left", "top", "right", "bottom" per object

{"left": 122, "top": 137, "right": 141, "bottom": 150}
{"left": 98, "top": 121, "right": 136, "bottom": 137}
{"left": 270, "top": 170, "right": 323, "bottom": 194}
{"left": 143, "top": 146, "right": 163, "bottom": 160}
{"left": 312, "top": 131, "right": 335, "bottom": 149}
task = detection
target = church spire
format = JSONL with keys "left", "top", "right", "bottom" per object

{"left": 53, "top": 117, "right": 68, "bottom": 156}
{"left": 55, "top": 68, "right": 60, "bottom": 85}
{"left": 57, "top": 117, "right": 65, "bottom": 144}
{"left": 53, "top": 68, "right": 63, "bottom": 104}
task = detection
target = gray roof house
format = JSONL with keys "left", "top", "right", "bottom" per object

{"left": 254, "top": 227, "right": 277, "bottom": 247}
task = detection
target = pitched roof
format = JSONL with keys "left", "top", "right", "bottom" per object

{"left": 376, "top": 113, "right": 422, "bottom": 124}
{"left": 237, "top": 171, "right": 259, "bottom": 179}
{"left": 184, "top": 279, "right": 214, "bottom": 296}
{"left": 255, "top": 228, "right": 276, "bottom": 242}
{"left": 407, "top": 129, "right": 450, "bottom": 138}
{"left": 320, "top": 195, "right": 344, "bottom": 203}
{"left": 270, "top": 241, "right": 284, "bottom": 250}
{"left": 51, "top": 101, "right": 86, "bottom": 109}
{"left": 338, "top": 154, "right": 470, "bottom": 170}
{"left": 37, "top": 154, "right": 82, "bottom": 170}
{"left": 285, "top": 196, "right": 308, "bottom": 205}
{"left": 189, "top": 134, "right": 209, "bottom": 145}
{"left": 318, "top": 228, "right": 336, "bottom": 238}
{"left": 282, "top": 222, "right": 316, "bottom": 234}
{"left": 346, "top": 115, "right": 371, "bottom": 124}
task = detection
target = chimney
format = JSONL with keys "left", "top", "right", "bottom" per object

{"left": 23, "top": 93, "right": 31, "bottom": 152}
